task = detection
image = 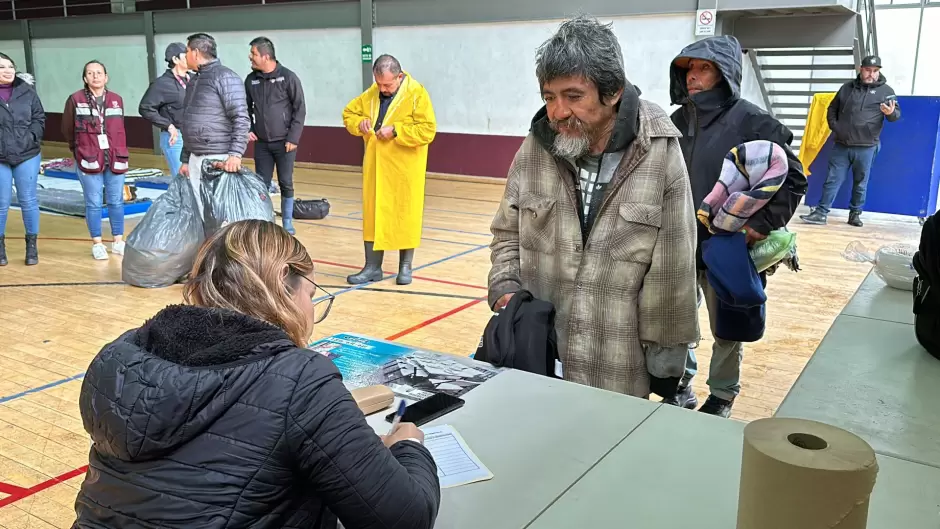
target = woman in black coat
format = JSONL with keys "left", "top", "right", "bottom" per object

{"left": 73, "top": 219, "right": 441, "bottom": 529}
{"left": 0, "top": 52, "right": 45, "bottom": 266}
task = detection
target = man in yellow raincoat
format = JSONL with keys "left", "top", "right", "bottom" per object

{"left": 342, "top": 54, "right": 437, "bottom": 285}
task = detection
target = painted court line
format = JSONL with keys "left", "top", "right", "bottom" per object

{"left": 385, "top": 298, "right": 486, "bottom": 341}
{"left": 312, "top": 244, "right": 487, "bottom": 303}
{"left": 0, "top": 465, "right": 88, "bottom": 509}
{"left": 0, "top": 373, "right": 86, "bottom": 404}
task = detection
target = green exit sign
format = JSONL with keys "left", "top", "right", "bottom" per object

{"left": 361, "top": 44, "right": 373, "bottom": 63}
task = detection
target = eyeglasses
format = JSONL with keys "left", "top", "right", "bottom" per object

{"left": 301, "top": 275, "right": 334, "bottom": 324}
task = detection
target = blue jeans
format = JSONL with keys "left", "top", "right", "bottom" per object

{"left": 78, "top": 168, "right": 125, "bottom": 239}
{"left": 0, "top": 154, "right": 42, "bottom": 236}
{"left": 160, "top": 130, "right": 184, "bottom": 177}
{"left": 816, "top": 143, "right": 879, "bottom": 215}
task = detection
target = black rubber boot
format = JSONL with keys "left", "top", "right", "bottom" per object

{"left": 848, "top": 211, "right": 864, "bottom": 227}
{"left": 0, "top": 236, "right": 7, "bottom": 266}
{"left": 397, "top": 249, "right": 414, "bottom": 285}
{"left": 25, "top": 235, "right": 38, "bottom": 266}
{"left": 346, "top": 242, "right": 384, "bottom": 284}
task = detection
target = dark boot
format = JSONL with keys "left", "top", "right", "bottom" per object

{"left": 661, "top": 383, "right": 698, "bottom": 410}
{"left": 698, "top": 395, "right": 735, "bottom": 418}
{"left": 848, "top": 211, "right": 864, "bottom": 227}
{"left": 25, "top": 235, "right": 38, "bottom": 266}
{"left": 346, "top": 242, "right": 384, "bottom": 284}
{"left": 799, "top": 209, "right": 828, "bottom": 225}
{"left": 281, "top": 197, "right": 296, "bottom": 235}
{"left": 0, "top": 236, "right": 6, "bottom": 266}
{"left": 397, "top": 249, "right": 414, "bottom": 285}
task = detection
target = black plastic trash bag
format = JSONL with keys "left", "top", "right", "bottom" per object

{"left": 122, "top": 176, "right": 204, "bottom": 288}
{"left": 200, "top": 160, "right": 275, "bottom": 235}
{"left": 294, "top": 198, "right": 330, "bottom": 220}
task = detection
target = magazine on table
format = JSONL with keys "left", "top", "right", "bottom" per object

{"left": 309, "top": 333, "right": 498, "bottom": 401}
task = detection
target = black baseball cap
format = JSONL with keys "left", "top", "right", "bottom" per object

{"left": 861, "top": 55, "right": 882, "bottom": 68}
{"left": 165, "top": 42, "right": 187, "bottom": 65}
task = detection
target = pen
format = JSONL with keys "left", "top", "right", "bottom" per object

{"left": 388, "top": 399, "right": 407, "bottom": 435}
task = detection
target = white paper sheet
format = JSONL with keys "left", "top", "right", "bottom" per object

{"left": 423, "top": 424, "right": 493, "bottom": 488}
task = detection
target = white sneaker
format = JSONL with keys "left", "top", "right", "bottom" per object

{"left": 112, "top": 240, "right": 125, "bottom": 256}
{"left": 91, "top": 243, "right": 108, "bottom": 260}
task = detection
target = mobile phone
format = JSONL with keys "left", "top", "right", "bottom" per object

{"left": 385, "top": 393, "right": 465, "bottom": 426}
{"left": 884, "top": 94, "right": 897, "bottom": 103}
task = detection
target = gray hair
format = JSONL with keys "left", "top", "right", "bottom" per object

{"left": 536, "top": 16, "right": 626, "bottom": 102}
{"left": 373, "top": 54, "right": 402, "bottom": 76}
{"left": 187, "top": 33, "right": 218, "bottom": 59}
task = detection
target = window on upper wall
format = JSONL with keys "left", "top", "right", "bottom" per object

{"left": 135, "top": 0, "right": 189, "bottom": 10}
{"left": 10, "top": 0, "right": 65, "bottom": 19}
{"left": 913, "top": 7, "right": 940, "bottom": 95}
{"left": 0, "top": 0, "right": 13, "bottom": 20}
{"left": 875, "top": 5, "right": 922, "bottom": 94}
{"left": 64, "top": 0, "right": 112, "bottom": 17}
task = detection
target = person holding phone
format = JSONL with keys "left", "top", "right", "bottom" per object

{"left": 72, "top": 220, "right": 441, "bottom": 529}
{"left": 801, "top": 55, "right": 900, "bottom": 228}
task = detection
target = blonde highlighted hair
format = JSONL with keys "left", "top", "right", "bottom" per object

{"left": 183, "top": 220, "right": 314, "bottom": 346}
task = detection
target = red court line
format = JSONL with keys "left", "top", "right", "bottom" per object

{"left": 0, "top": 482, "right": 27, "bottom": 496}
{"left": 312, "top": 259, "right": 486, "bottom": 290}
{"left": 0, "top": 465, "right": 87, "bottom": 509}
{"left": 385, "top": 298, "right": 485, "bottom": 341}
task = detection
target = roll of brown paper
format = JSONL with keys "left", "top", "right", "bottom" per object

{"left": 737, "top": 417, "right": 878, "bottom": 529}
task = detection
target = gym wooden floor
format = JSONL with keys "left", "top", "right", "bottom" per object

{"left": 0, "top": 143, "right": 922, "bottom": 527}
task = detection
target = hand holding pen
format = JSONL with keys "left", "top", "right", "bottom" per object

{"left": 381, "top": 400, "right": 426, "bottom": 447}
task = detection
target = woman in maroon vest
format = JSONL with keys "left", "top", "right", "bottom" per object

{"left": 62, "top": 60, "right": 130, "bottom": 260}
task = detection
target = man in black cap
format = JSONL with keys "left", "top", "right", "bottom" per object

{"left": 139, "top": 42, "right": 190, "bottom": 177}
{"left": 801, "top": 55, "right": 900, "bottom": 227}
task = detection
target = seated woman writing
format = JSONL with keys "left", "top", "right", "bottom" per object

{"left": 72, "top": 219, "right": 440, "bottom": 529}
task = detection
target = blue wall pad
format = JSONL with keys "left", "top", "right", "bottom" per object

{"left": 134, "top": 177, "right": 172, "bottom": 190}
{"left": 805, "top": 95, "right": 940, "bottom": 217}
{"left": 43, "top": 168, "right": 79, "bottom": 180}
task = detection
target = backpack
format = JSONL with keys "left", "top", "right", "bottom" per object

{"left": 293, "top": 198, "right": 331, "bottom": 220}
{"left": 913, "top": 213, "right": 940, "bottom": 361}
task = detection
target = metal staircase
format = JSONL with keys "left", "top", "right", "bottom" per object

{"left": 726, "top": 0, "right": 879, "bottom": 153}
{"left": 751, "top": 47, "right": 857, "bottom": 152}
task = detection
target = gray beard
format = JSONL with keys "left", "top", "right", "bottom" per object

{"left": 552, "top": 132, "right": 591, "bottom": 159}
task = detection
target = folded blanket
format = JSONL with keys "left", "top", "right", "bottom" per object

{"left": 697, "top": 140, "right": 788, "bottom": 233}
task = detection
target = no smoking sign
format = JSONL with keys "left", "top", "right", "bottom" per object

{"left": 695, "top": 8, "right": 717, "bottom": 36}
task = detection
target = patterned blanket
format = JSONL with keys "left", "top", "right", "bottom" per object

{"left": 697, "top": 140, "right": 788, "bottom": 233}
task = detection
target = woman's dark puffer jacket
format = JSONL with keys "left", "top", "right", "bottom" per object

{"left": 73, "top": 305, "right": 441, "bottom": 529}
{"left": 0, "top": 74, "right": 45, "bottom": 166}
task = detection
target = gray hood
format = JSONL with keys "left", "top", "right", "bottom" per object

{"left": 669, "top": 35, "right": 743, "bottom": 105}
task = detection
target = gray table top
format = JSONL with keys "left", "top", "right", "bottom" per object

{"left": 840, "top": 271, "right": 914, "bottom": 325}
{"left": 776, "top": 313, "right": 940, "bottom": 468}
{"left": 368, "top": 369, "right": 660, "bottom": 529}
{"left": 528, "top": 404, "right": 940, "bottom": 529}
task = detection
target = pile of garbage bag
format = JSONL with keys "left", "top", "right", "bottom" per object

{"left": 122, "top": 176, "right": 204, "bottom": 288}
{"left": 200, "top": 160, "right": 275, "bottom": 236}
{"left": 843, "top": 241, "right": 918, "bottom": 291}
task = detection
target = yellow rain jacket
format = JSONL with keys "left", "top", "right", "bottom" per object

{"left": 798, "top": 92, "right": 836, "bottom": 176}
{"left": 342, "top": 73, "right": 437, "bottom": 251}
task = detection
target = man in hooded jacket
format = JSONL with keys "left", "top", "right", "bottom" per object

{"left": 667, "top": 35, "right": 808, "bottom": 417}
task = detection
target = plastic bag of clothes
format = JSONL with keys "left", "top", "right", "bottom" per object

{"left": 843, "top": 241, "right": 918, "bottom": 290}
{"left": 122, "top": 176, "right": 204, "bottom": 288}
{"left": 749, "top": 229, "right": 797, "bottom": 273}
{"left": 199, "top": 159, "right": 275, "bottom": 235}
